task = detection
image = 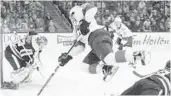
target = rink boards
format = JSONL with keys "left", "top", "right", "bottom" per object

{"left": 1, "top": 33, "right": 170, "bottom": 96}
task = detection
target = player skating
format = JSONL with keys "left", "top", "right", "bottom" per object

{"left": 109, "top": 16, "right": 151, "bottom": 67}
{"left": 58, "top": 3, "right": 149, "bottom": 81}
{"left": 109, "top": 16, "right": 133, "bottom": 50}
{"left": 121, "top": 60, "right": 171, "bottom": 95}
{"left": 2, "top": 31, "right": 48, "bottom": 89}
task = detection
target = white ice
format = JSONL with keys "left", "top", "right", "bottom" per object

{"left": 1, "top": 39, "right": 170, "bottom": 96}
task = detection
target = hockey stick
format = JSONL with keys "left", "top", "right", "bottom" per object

{"left": 132, "top": 71, "right": 157, "bottom": 78}
{"left": 37, "top": 35, "right": 83, "bottom": 96}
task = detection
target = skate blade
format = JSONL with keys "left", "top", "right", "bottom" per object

{"left": 103, "top": 66, "right": 119, "bottom": 82}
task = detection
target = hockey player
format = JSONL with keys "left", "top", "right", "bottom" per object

{"left": 121, "top": 60, "right": 171, "bottom": 95}
{"left": 2, "top": 31, "right": 47, "bottom": 89}
{"left": 58, "top": 3, "right": 147, "bottom": 81}
{"left": 109, "top": 16, "right": 133, "bottom": 50}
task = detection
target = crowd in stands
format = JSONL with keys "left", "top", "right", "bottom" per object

{"left": 54, "top": 1, "right": 170, "bottom": 32}
{"left": 1, "top": 1, "right": 56, "bottom": 33}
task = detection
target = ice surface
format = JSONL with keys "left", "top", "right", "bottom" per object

{"left": 1, "top": 41, "right": 170, "bottom": 96}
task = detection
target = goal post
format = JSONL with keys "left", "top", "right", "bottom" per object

{"left": 0, "top": 28, "right": 3, "bottom": 88}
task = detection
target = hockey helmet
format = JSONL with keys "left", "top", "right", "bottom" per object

{"left": 114, "top": 16, "right": 122, "bottom": 28}
{"left": 69, "top": 3, "right": 97, "bottom": 25}
{"left": 69, "top": 6, "right": 84, "bottom": 26}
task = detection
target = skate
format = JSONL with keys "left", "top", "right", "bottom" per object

{"left": 102, "top": 65, "right": 119, "bottom": 82}
{"left": 133, "top": 50, "right": 151, "bottom": 66}
{"left": 1, "top": 81, "right": 19, "bottom": 90}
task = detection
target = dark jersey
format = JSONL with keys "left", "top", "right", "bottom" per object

{"left": 122, "top": 73, "right": 170, "bottom": 95}
{"left": 9, "top": 35, "right": 36, "bottom": 62}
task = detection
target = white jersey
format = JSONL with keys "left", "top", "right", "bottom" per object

{"left": 109, "top": 22, "right": 132, "bottom": 38}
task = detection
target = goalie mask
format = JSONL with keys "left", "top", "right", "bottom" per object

{"left": 69, "top": 3, "right": 97, "bottom": 35}
{"left": 35, "top": 35, "right": 48, "bottom": 50}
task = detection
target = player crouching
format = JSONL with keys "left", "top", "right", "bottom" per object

{"left": 58, "top": 3, "right": 150, "bottom": 82}
{"left": 2, "top": 31, "right": 48, "bottom": 89}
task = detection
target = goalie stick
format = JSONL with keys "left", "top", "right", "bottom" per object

{"left": 37, "top": 35, "right": 83, "bottom": 96}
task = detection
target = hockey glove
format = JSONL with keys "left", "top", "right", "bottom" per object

{"left": 58, "top": 53, "right": 73, "bottom": 66}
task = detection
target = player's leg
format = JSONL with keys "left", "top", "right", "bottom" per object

{"left": 5, "top": 46, "right": 18, "bottom": 70}
{"left": 81, "top": 50, "right": 101, "bottom": 74}
{"left": 88, "top": 30, "right": 119, "bottom": 81}
{"left": 115, "top": 48, "right": 150, "bottom": 66}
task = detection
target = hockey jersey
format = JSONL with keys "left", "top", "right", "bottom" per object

{"left": 9, "top": 35, "right": 40, "bottom": 62}
{"left": 109, "top": 22, "right": 132, "bottom": 38}
{"left": 147, "top": 73, "right": 171, "bottom": 95}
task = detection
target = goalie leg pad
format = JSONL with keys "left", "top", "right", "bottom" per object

{"left": 5, "top": 47, "right": 18, "bottom": 70}
{"left": 11, "top": 67, "right": 30, "bottom": 83}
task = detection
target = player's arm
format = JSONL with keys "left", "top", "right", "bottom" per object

{"left": 31, "top": 36, "right": 43, "bottom": 68}
{"left": 58, "top": 29, "right": 85, "bottom": 66}
{"left": 69, "top": 30, "right": 85, "bottom": 56}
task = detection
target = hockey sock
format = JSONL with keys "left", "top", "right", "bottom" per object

{"left": 89, "top": 63, "right": 104, "bottom": 74}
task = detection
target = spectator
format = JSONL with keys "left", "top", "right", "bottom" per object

{"left": 123, "top": 4, "right": 129, "bottom": 14}
{"left": 96, "top": 17, "right": 102, "bottom": 25}
{"left": 7, "top": 17, "right": 15, "bottom": 32}
{"left": 35, "top": 16, "right": 45, "bottom": 32}
{"left": 44, "top": 13, "right": 52, "bottom": 32}
{"left": 142, "top": 19, "right": 151, "bottom": 32}
{"left": 29, "top": 24, "right": 36, "bottom": 32}
{"left": 129, "top": 1, "right": 136, "bottom": 11}
{"left": 48, "top": 20, "right": 56, "bottom": 33}
{"left": 2, "top": 21, "right": 11, "bottom": 33}
{"left": 103, "top": 10, "right": 114, "bottom": 30}
{"left": 153, "top": 2, "right": 161, "bottom": 12}
{"left": 124, "top": 13, "right": 130, "bottom": 21}
{"left": 151, "top": 19, "right": 159, "bottom": 32}
{"left": 159, "top": 18, "right": 165, "bottom": 32}
{"left": 133, "top": 16, "right": 143, "bottom": 32}
{"left": 165, "top": 17, "right": 170, "bottom": 32}
{"left": 138, "top": 1, "right": 146, "bottom": 15}
{"left": 116, "top": 3, "right": 122, "bottom": 15}
{"left": 112, "top": 10, "right": 117, "bottom": 18}
{"left": 165, "top": 5, "right": 170, "bottom": 17}
{"left": 139, "top": 14, "right": 145, "bottom": 22}
{"left": 1, "top": 2, "right": 7, "bottom": 19}
{"left": 149, "top": 10, "right": 160, "bottom": 23}
{"left": 129, "top": 16, "right": 136, "bottom": 31}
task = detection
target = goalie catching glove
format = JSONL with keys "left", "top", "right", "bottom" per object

{"left": 58, "top": 53, "right": 73, "bottom": 66}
